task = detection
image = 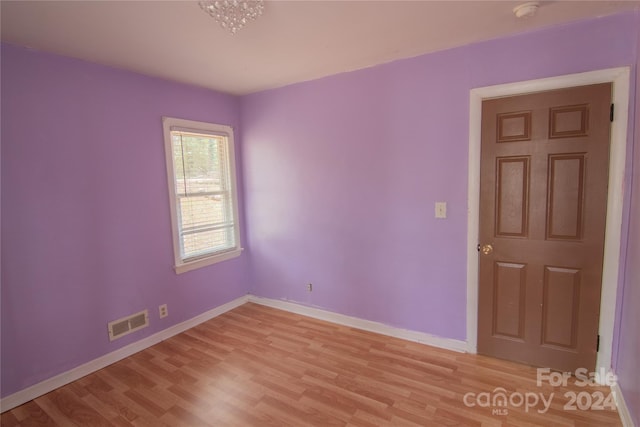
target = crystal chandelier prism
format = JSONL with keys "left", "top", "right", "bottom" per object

{"left": 199, "top": 0, "right": 265, "bottom": 34}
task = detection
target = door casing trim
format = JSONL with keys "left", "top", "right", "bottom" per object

{"left": 466, "top": 67, "right": 631, "bottom": 375}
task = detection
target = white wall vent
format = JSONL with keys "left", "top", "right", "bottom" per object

{"left": 108, "top": 309, "right": 149, "bottom": 341}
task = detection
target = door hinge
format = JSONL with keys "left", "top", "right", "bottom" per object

{"left": 597, "top": 334, "right": 600, "bottom": 352}
{"left": 610, "top": 104, "right": 614, "bottom": 122}
{"left": 477, "top": 244, "right": 481, "bottom": 252}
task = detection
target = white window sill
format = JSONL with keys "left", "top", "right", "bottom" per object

{"left": 174, "top": 247, "right": 243, "bottom": 274}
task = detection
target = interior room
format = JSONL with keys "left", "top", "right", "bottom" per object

{"left": 1, "top": 1, "right": 639, "bottom": 425}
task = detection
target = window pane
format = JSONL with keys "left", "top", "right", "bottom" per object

{"left": 164, "top": 117, "right": 240, "bottom": 271}
{"left": 179, "top": 194, "right": 228, "bottom": 232}
{"left": 171, "top": 130, "right": 235, "bottom": 260}
{"left": 182, "top": 226, "right": 235, "bottom": 259}
{"left": 172, "top": 133, "right": 228, "bottom": 196}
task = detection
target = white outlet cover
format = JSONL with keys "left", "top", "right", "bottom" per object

{"left": 159, "top": 304, "right": 168, "bottom": 318}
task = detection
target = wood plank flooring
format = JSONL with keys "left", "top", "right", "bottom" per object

{"left": 1, "top": 303, "right": 621, "bottom": 426}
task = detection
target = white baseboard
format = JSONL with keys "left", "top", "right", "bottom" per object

{"left": 0, "top": 294, "right": 250, "bottom": 413}
{"left": 248, "top": 296, "right": 467, "bottom": 353}
{"left": 612, "top": 381, "right": 636, "bottom": 427}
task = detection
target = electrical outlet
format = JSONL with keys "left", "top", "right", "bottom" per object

{"left": 307, "top": 283, "right": 313, "bottom": 292}
{"left": 159, "top": 304, "right": 168, "bottom": 318}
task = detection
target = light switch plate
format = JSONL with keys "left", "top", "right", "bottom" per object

{"left": 435, "top": 202, "right": 447, "bottom": 219}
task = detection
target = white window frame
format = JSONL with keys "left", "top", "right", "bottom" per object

{"left": 162, "top": 117, "right": 242, "bottom": 274}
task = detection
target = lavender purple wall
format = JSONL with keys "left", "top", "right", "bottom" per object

{"left": 1, "top": 10, "right": 639, "bottom": 419}
{"left": 614, "top": 13, "right": 640, "bottom": 424}
{"left": 242, "top": 12, "right": 638, "bottom": 344}
{"left": 0, "top": 44, "right": 250, "bottom": 397}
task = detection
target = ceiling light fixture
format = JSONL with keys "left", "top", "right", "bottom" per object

{"left": 199, "top": 0, "right": 264, "bottom": 34}
{"left": 513, "top": 2, "right": 540, "bottom": 19}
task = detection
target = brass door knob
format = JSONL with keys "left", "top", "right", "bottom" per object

{"left": 481, "top": 244, "right": 493, "bottom": 255}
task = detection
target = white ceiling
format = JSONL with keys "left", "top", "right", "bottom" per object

{"left": 2, "top": 1, "right": 638, "bottom": 95}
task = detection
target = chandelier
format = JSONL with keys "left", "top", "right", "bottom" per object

{"left": 199, "top": 0, "right": 265, "bottom": 34}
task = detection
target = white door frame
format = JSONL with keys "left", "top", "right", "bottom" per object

{"left": 466, "top": 67, "right": 630, "bottom": 375}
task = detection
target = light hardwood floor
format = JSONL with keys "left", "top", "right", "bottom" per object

{"left": 1, "top": 303, "right": 622, "bottom": 426}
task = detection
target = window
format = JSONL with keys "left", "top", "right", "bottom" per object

{"left": 162, "top": 117, "right": 241, "bottom": 273}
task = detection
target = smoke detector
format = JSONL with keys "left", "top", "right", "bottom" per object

{"left": 513, "top": 2, "right": 540, "bottom": 19}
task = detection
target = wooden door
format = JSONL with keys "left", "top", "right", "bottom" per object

{"left": 477, "top": 83, "right": 611, "bottom": 372}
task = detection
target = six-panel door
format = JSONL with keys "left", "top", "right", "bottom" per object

{"left": 478, "top": 83, "right": 612, "bottom": 372}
